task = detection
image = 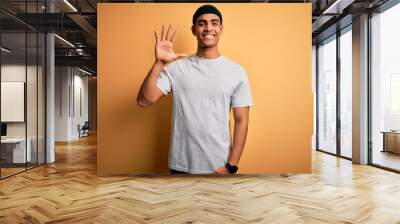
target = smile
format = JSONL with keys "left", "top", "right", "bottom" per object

{"left": 202, "top": 34, "right": 215, "bottom": 39}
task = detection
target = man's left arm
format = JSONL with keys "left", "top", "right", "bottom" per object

{"left": 215, "top": 106, "right": 249, "bottom": 174}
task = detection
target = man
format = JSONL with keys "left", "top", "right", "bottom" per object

{"left": 137, "top": 5, "right": 253, "bottom": 174}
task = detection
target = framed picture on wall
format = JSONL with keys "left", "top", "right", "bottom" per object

{"left": 1, "top": 81, "right": 25, "bottom": 122}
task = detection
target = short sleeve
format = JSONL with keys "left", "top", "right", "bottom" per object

{"left": 231, "top": 66, "right": 254, "bottom": 108}
{"left": 156, "top": 62, "right": 175, "bottom": 95}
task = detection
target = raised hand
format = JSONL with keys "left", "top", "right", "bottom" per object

{"left": 154, "top": 25, "right": 187, "bottom": 64}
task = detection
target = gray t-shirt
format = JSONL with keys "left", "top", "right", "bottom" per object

{"left": 156, "top": 54, "right": 253, "bottom": 174}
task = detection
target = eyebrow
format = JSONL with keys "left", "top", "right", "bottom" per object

{"left": 197, "top": 19, "right": 221, "bottom": 23}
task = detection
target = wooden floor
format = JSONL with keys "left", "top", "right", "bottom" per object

{"left": 1, "top": 135, "right": 400, "bottom": 223}
{"left": 0, "top": 167, "right": 26, "bottom": 178}
{"left": 1, "top": 163, "right": 46, "bottom": 178}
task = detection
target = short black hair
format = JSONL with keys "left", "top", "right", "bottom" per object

{"left": 192, "top": 4, "right": 223, "bottom": 25}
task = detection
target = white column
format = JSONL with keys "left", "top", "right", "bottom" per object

{"left": 352, "top": 14, "right": 369, "bottom": 164}
{"left": 46, "top": 32, "right": 55, "bottom": 163}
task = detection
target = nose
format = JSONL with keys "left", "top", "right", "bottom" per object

{"left": 205, "top": 23, "right": 213, "bottom": 31}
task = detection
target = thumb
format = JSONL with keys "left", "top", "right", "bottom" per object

{"left": 175, "top": 53, "right": 188, "bottom": 59}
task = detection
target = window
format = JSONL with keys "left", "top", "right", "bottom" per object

{"left": 371, "top": 2, "right": 400, "bottom": 171}
{"left": 317, "top": 36, "right": 337, "bottom": 154}
{"left": 339, "top": 28, "right": 352, "bottom": 158}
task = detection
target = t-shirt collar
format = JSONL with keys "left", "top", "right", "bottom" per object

{"left": 192, "top": 54, "right": 223, "bottom": 62}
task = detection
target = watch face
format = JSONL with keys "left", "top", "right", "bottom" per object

{"left": 226, "top": 163, "right": 238, "bottom": 173}
{"left": 231, "top": 166, "right": 238, "bottom": 173}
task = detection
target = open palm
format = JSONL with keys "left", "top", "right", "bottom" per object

{"left": 154, "top": 25, "right": 187, "bottom": 63}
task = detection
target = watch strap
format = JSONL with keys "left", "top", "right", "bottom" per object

{"left": 225, "top": 162, "right": 238, "bottom": 174}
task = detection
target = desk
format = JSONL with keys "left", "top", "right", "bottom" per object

{"left": 381, "top": 131, "right": 400, "bottom": 154}
{"left": 1, "top": 138, "right": 31, "bottom": 163}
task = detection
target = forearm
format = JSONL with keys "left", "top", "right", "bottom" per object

{"left": 228, "top": 119, "right": 249, "bottom": 166}
{"left": 137, "top": 60, "right": 165, "bottom": 105}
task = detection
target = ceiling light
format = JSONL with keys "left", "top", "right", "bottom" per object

{"left": 322, "top": 0, "right": 354, "bottom": 15}
{"left": 78, "top": 67, "right": 93, "bottom": 76}
{"left": 1, "top": 47, "right": 11, "bottom": 53}
{"left": 54, "top": 34, "right": 75, "bottom": 48}
{"left": 63, "top": 0, "right": 78, "bottom": 12}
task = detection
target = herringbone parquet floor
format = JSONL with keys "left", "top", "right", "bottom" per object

{"left": 1, "top": 134, "right": 400, "bottom": 224}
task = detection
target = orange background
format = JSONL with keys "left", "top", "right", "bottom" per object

{"left": 97, "top": 3, "right": 312, "bottom": 175}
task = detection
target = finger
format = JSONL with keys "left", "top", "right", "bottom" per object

{"left": 154, "top": 30, "right": 159, "bottom": 43}
{"left": 170, "top": 28, "right": 177, "bottom": 42}
{"left": 165, "top": 25, "right": 172, "bottom": 42}
{"left": 161, "top": 25, "right": 165, "bottom": 41}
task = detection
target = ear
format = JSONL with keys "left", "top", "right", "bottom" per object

{"left": 220, "top": 24, "right": 224, "bottom": 33}
{"left": 191, "top": 25, "right": 196, "bottom": 36}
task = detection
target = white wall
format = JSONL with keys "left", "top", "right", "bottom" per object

{"left": 72, "top": 72, "right": 89, "bottom": 138}
{"left": 55, "top": 66, "right": 70, "bottom": 141}
{"left": 55, "top": 67, "right": 89, "bottom": 141}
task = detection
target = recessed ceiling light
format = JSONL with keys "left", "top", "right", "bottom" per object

{"left": 322, "top": 0, "right": 354, "bottom": 15}
{"left": 63, "top": 0, "right": 78, "bottom": 12}
{"left": 77, "top": 67, "right": 93, "bottom": 76}
{"left": 1, "top": 47, "right": 11, "bottom": 53}
{"left": 54, "top": 34, "right": 75, "bottom": 48}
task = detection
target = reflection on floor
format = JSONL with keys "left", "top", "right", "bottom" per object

{"left": 0, "top": 163, "right": 42, "bottom": 178}
{"left": 0, "top": 167, "right": 25, "bottom": 178}
{"left": 0, "top": 135, "right": 400, "bottom": 223}
{"left": 373, "top": 150, "right": 400, "bottom": 170}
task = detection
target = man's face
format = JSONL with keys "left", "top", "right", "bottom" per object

{"left": 191, "top": 13, "right": 223, "bottom": 48}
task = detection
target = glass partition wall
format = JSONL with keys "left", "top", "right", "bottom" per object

{"left": 0, "top": 1, "right": 46, "bottom": 179}
{"left": 316, "top": 26, "right": 352, "bottom": 159}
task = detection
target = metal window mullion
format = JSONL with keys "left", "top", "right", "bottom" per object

{"left": 367, "top": 10, "right": 373, "bottom": 165}
{"left": 336, "top": 29, "right": 341, "bottom": 157}
{"left": 25, "top": 0, "right": 28, "bottom": 171}
{"left": 316, "top": 45, "right": 320, "bottom": 150}
{"left": 44, "top": 33, "right": 47, "bottom": 165}
{"left": 36, "top": 0, "right": 39, "bottom": 167}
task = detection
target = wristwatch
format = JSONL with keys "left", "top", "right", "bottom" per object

{"left": 225, "top": 162, "right": 238, "bottom": 174}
